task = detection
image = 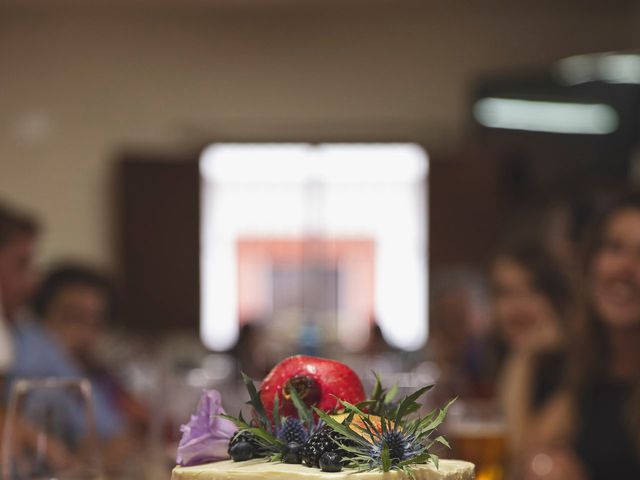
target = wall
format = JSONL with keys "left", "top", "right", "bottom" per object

{"left": 0, "top": 0, "right": 636, "bottom": 268}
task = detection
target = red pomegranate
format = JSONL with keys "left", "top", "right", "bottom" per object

{"left": 260, "top": 355, "right": 365, "bottom": 418}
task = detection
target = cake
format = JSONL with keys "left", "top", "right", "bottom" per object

{"left": 171, "top": 458, "right": 475, "bottom": 480}
{"left": 173, "top": 355, "right": 475, "bottom": 480}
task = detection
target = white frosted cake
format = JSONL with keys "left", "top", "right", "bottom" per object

{"left": 172, "top": 458, "right": 475, "bottom": 480}
{"left": 174, "top": 356, "right": 475, "bottom": 480}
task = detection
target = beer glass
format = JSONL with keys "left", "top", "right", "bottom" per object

{"left": 446, "top": 400, "right": 507, "bottom": 480}
{"left": 1, "top": 378, "right": 102, "bottom": 480}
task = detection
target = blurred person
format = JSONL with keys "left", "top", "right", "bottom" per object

{"left": 428, "top": 269, "right": 492, "bottom": 401}
{"left": 0, "top": 201, "right": 40, "bottom": 410}
{"left": 545, "top": 191, "right": 606, "bottom": 267}
{"left": 0, "top": 202, "right": 76, "bottom": 472}
{"left": 504, "top": 193, "right": 600, "bottom": 276}
{"left": 489, "top": 241, "right": 574, "bottom": 470}
{"left": 0, "top": 202, "right": 39, "bottom": 371}
{"left": 232, "top": 322, "right": 271, "bottom": 379}
{"left": 9, "top": 264, "right": 147, "bottom": 473}
{"left": 525, "top": 193, "right": 640, "bottom": 480}
{"left": 363, "top": 323, "right": 393, "bottom": 356}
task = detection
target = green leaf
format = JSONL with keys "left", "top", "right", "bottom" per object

{"left": 246, "top": 426, "right": 283, "bottom": 448}
{"left": 421, "top": 397, "right": 456, "bottom": 432}
{"left": 433, "top": 435, "right": 450, "bottom": 449}
{"left": 241, "top": 372, "right": 269, "bottom": 426}
{"left": 288, "top": 386, "right": 314, "bottom": 430}
{"left": 380, "top": 446, "right": 391, "bottom": 472}
{"left": 355, "top": 399, "right": 376, "bottom": 410}
{"left": 394, "top": 384, "right": 434, "bottom": 425}
{"left": 312, "top": 407, "right": 370, "bottom": 447}
{"left": 371, "top": 372, "right": 383, "bottom": 400}
{"left": 379, "top": 414, "right": 388, "bottom": 437}
{"left": 396, "top": 453, "right": 427, "bottom": 468}
{"left": 338, "top": 399, "right": 370, "bottom": 418}
{"left": 384, "top": 384, "right": 399, "bottom": 404}
{"left": 344, "top": 410, "right": 355, "bottom": 424}
{"left": 218, "top": 413, "right": 250, "bottom": 429}
{"left": 269, "top": 453, "right": 282, "bottom": 462}
{"left": 272, "top": 393, "right": 281, "bottom": 430}
{"left": 402, "top": 403, "right": 421, "bottom": 417}
{"left": 431, "top": 454, "right": 439, "bottom": 470}
{"left": 404, "top": 465, "right": 417, "bottom": 480}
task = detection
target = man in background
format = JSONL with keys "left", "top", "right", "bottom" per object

{"left": 0, "top": 202, "right": 67, "bottom": 469}
{"left": 0, "top": 201, "right": 39, "bottom": 383}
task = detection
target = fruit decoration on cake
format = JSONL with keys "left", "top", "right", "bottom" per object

{"left": 176, "top": 355, "right": 456, "bottom": 478}
{"left": 260, "top": 355, "right": 366, "bottom": 418}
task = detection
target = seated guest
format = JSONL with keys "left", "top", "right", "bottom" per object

{"left": 35, "top": 264, "right": 147, "bottom": 430}
{"left": 0, "top": 201, "right": 39, "bottom": 371}
{"left": 488, "top": 241, "right": 574, "bottom": 469}
{"left": 428, "top": 269, "right": 492, "bottom": 401}
{"left": 526, "top": 193, "right": 640, "bottom": 480}
{"left": 10, "top": 264, "right": 146, "bottom": 473}
{"left": 10, "top": 265, "right": 124, "bottom": 439}
{"left": 0, "top": 202, "right": 76, "bottom": 470}
{"left": 0, "top": 201, "right": 40, "bottom": 424}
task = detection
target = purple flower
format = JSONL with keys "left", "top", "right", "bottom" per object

{"left": 176, "top": 389, "right": 238, "bottom": 466}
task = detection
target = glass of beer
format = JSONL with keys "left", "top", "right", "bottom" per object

{"left": 445, "top": 400, "right": 507, "bottom": 480}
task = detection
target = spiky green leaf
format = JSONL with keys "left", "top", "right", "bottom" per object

{"left": 433, "top": 435, "right": 450, "bottom": 449}
{"left": 393, "top": 384, "right": 434, "bottom": 425}
{"left": 288, "top": 386, "right": 314, "bottom": 430}
{"left": 420, "top": 397, "right": 456, "bottom": 432}
{"left": 272, "top": 393, "right": 280, "bottom": 430}
{"left": 384, "top": 384, "right": 399, "bottom": 404}
{"left": 246, "top": 426, "right": 283, "bottom": 448}
{"left": 241, "top": 372, "right": 269, "bottom": 426}
{"left": 312, "top": 407, "right": 370, "bottom": 447}
{"left": 380, "top": 446, "right": 391, "bottom": 472}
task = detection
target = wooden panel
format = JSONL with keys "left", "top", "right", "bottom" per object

{"left": 117, "top": 156, "right": 200, "bottom": 333}
{"left": 429, "top": 151, "right": 503, "bottom": 268}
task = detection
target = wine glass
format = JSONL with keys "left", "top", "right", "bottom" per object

{"left": 1, "top": 378, "right": 103, "bottom": 480}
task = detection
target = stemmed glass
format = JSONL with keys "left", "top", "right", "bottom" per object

{"left": 1, "top": 378, "right": 103, "bottom": 480}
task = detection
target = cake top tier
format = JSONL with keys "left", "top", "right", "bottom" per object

{"left": 175, "top": 355, "right": 472, "bottom": 477}
{"left": 172, "top": 459, "right": 475, "bottom": 480}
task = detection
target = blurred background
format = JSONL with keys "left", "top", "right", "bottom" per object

{"left": 1, "top": 1, "right": 640, "bottom": 479}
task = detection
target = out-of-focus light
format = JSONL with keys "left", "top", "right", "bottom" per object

{"left": 531, "top": 453, "right": 553, "bottom": 477}
{"left": 473, "top": 97, "right": 618, "bottom": 135}
{"left": 556, "top": 52, "right": 640, "bottom": 85}
{"left": 13, "top": 109, "right": 53, "bottom": 146}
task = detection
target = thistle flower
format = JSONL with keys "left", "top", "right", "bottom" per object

{"left": 314, "top": 380, "right": 455, "bottom": 478}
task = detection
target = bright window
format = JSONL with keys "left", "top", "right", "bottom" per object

{"left": 200, "top": 143, "right": 428, "bottom": 351}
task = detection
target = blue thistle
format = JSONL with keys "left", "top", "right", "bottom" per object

{"left": 312, "top": 380, "right": 456, "bottom": 475}
{"left": 370, "top": 430, "right": 424, "bottom": 466}
{"left": 278, "top": 417, "right": 309, "bottom": 445}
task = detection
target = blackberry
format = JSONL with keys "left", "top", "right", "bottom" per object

{"left": 229, "top": 441, "right": 253, "bottom": 461}
{"left": 302, "top": 426, "right": 349, "bottom": 468}
{"left": 282, "top": 442, "right": 303, "bottom": 464}
{"left": 319, "top": 451, "right": 343, "bottom": 472}
{"left": 228, "top": 430, "right": 267, "bottom": 458}
{"left": 278, "top": 418, "right": 308, "bottom": 445}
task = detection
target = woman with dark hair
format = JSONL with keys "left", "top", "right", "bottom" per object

{"left": 525, "top": 193, "right": 640, "bottom": 480}
{"left": 488, "top": 241, "right": 574, "bottom": 471}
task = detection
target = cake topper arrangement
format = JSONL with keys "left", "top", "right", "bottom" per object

{"left": 177, "top": 355, "right": 455, "bottom": 478}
